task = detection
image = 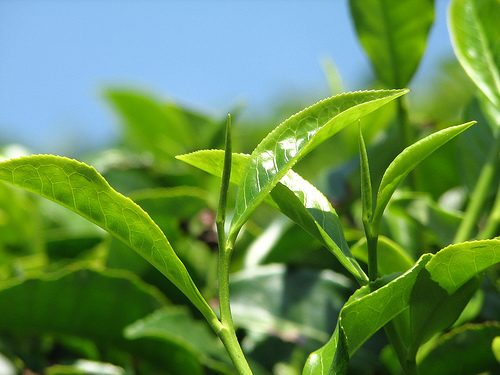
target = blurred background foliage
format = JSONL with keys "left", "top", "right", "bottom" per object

{"left": 1, "top": 0, "right": 499, "bottom": 374}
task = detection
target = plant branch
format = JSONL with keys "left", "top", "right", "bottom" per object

{"left": 215, "top": 115, "right": 254, "bottom": 375}
{"left": 454, "top": 127, "right": 500, "bottom": 243}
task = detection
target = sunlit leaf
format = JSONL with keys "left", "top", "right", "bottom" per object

{"left": 230, "top": 89, "right": 408, "bottom": 239}
{"left": 178, "top": 150, "right": 368, "bottom": 282}
{"left": 449, "top": 0, "right": 500, "bottom": 109}
{"left": 0, "top": 155, "right": 216, "bottom": 322}
{"left": 349, "top": 0, "right": 435, "bottom": 87}
{"left": 373, "top": 121, "right": 475, "bottom": 227}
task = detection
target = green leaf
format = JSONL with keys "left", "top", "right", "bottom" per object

{"left": 229, "top": 264, "right": 353, "bottom": 345}
{"left": 0, "top": 267, "right": 204, "bottom": 375}
{"left": 178, "top": 150, "right": 368, "bottom": 282}
{"left": 104, "top": 89, "right": 191, "bottom": 159}
{"left": 349, "top": 0, "right": 435, "bottom": 87}
{"left": 0, "top": 155, "right": 217, "bottom": 324}
{"left": 418, "top": 323, "right": 500, "bottom": 375}
{"left": 449, "top": 0, "right": 500, "bottom": 108}
{"left": 426, "top": 239, "right": 500, "bottom": 293}
{"left": 408, "top": 269, "right": 482, "bottom": 356}
{"left": 124, "top": 307, "right": 233, "bottom": 374}
{"left": 408, "top": 239, "right": 500, "bottom": 355}
{"left": 358, "top": 124, "right": 373, "bottom": 225}
{"left": 230, "top": 89, "right": 408, "bottom": 240}
{"left": 303, "top": 255, "right": 432, "bottom": 375}
{"left": 373, "top": 121, "right": 475, "bottom": 227}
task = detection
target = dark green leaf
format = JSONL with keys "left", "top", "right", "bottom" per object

{"left": 350, "top": 0, "right": 435, "bottom": 87}
{"left": 0, "top": 267, "right": 204, "bottom": 374}
{"left": 418, "top": 323, "right": 500, "bottom": 375}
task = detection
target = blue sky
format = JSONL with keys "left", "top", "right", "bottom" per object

{"left": 1, "top": 0, "right": 454, "bottom": 156}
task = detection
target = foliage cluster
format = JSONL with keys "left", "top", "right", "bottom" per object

{"left": 0, "top": 0, "right": 499, "bottom": 374}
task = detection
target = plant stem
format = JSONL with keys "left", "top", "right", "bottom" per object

{"left": 217, "top": 245, "right": 254, "bottom": 375}
{"left": 365, "top": 228, "right": 379, "bottom": 282}
{"left": 215, "top": 115, "right": 254, "bottom": 375}
{"left": 454, "top": 127, "right": 500, "bottom": 243}
{"left": 478, "top": 181, "right": 500, "bottom": 239}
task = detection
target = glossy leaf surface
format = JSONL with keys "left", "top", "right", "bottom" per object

{"left": 0, "top": 155, "right": 216, "bottom": 322}
{"left": 178, "top": 150, "right": 367, "bottom": 282}
{"left": 450, "top": 0, "right": 500, "bottom": 108}
{"left": 230, "top": 89, "right": 408, "bottom": 239}
{"left": 373, "top": 121, "right": 475, "bottom": 226}
{"left": 350, "top": 0, "right": 434, "bottom": 87}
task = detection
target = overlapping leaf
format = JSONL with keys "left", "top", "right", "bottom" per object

{"left": 303, "top": 255, "right": 431, "bottom": 375}
{"left": 229, "top": 89, "right": 408, "bottom": 240}
{"left": 177, "top": 150, "right": 367, "bottom": 282}
{"left": 0, "top": 267, "right": 205, "bottom": 374}
{"left": 349, "top": 0, "right": 435, "bottom": 87}
{"left": 303, "top": 238, "right": 500, "bottom": 374}
{"left": 0, "top": 155, "right": 217, "bottom": 323}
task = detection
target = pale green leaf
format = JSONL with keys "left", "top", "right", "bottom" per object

{"left": 349, "top": 0, "right": 435, "bottom": 87}
{"left": 373, "top": 121, "right": 475, "bottom": 227}
{"left": 449, "top": 0, "right": 500, "bottom": 108}
{"left": 0, "top": 155, "right": 217, "bottom": 323}
{"left": 178, "top": 150, "right": 368, "bottom": 282}
{"left": 230, "top": 89, "right": 408, "bottom": 240}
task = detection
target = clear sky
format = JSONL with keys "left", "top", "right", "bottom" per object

{"left": 1, "top": 0, "right": 454, "bottom": 156}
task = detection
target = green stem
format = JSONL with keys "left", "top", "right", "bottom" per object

{"left": 454, "top": 127, "right": 500, "bottom": 243}
{"left": 478, "top": 180, "right": 500, "bottom": 239}
{"left": 383, "top": 321, "right": 418, "bottom": 375}
{"left": 215, "top": 115, "right": 254, "bottom": 375}
{"left": 217, "top": 245, "right": 253, "bottom": 375}
{"left": 365, "top": 228, "right": 379, "bottom": 282}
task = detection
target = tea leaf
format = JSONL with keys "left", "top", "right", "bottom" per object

{"left": 0, "top": 155, "right": 217, "bottom": 323}
{"left": 418, "top": 323, "right": 500, "bottom": 375}
{"left": 409, "top": 239, "right": 500, "bottom": 355}
{"left": 449, "top": 0, "right": 500, "bottom": 108}
{"left": 349, "top": 0, "right": 434, "bottom": 87}
{"left": 303, "top": 255, "right": 431, "bottom": 374}
{"left": 0, "top": 267, "right": 204, "bottom": 375}
{"left": 426, "top": 239, "right": 500, "bottom": 294}
{"left": 373, "top": 121, "right": 475, "bottom": 227}
{"left": 230, "top": 89, "right": 408, "bottom": 240}
{"left": 178, "top": 150, "right": 368, "bottom": 282}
